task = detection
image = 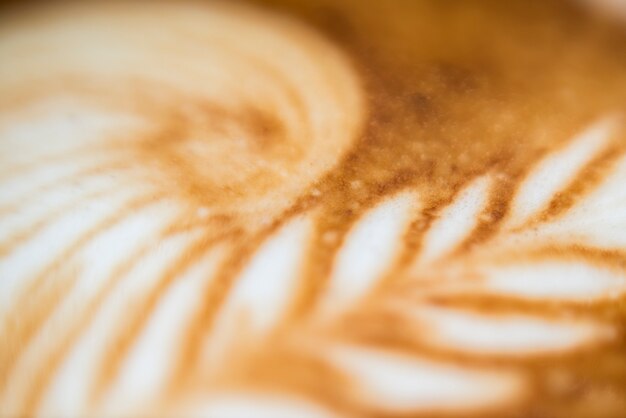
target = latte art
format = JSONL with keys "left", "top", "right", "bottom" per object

{"left": 1, "top": 1, "right": 626, "bottom": 417}
{"left": 0, "top": 1, "right": 363, "bottom": 230}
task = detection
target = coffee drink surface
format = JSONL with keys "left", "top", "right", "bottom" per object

{"left": 1, "top": 1, "right": 626, "bottom": 417}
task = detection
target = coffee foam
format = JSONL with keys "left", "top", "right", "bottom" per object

{"left": 0, "top": 1, "right": 364, "bottom": 231}
{"left": 1, "top": 1, "right": 626, "bottom": 417}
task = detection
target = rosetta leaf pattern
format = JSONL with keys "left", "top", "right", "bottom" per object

{"left": 175, "top": 117, "right": 626, "bottom": 416}
{"left": 1, "top": 2, "right": 626, "bottom": 418}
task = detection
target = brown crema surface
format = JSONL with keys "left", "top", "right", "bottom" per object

{"left": 1, "top": 0, "right": 626, "bottom": 417}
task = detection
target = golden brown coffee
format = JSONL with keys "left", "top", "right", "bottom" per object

{"left": 1, "top": 0, "right": 626, "bottom": 417}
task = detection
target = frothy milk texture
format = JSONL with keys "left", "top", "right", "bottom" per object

{"left": 0, "top": 1, "right": 364, "bottom": 231}
{"left": 1, "top": 1, "right": 626, "bottom": 417}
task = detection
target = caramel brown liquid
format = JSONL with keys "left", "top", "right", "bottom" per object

{"left": 1, "top": 0, "right": 626, "bottom": 417}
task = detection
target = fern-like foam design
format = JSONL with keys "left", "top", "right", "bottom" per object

{"left": 0, "top": 2, "right": 625, "bottom": 418}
